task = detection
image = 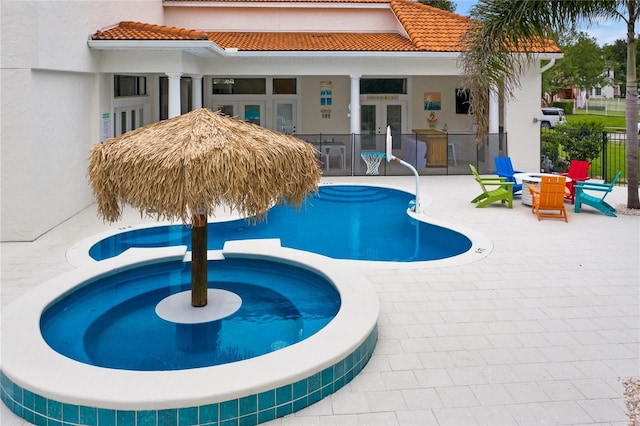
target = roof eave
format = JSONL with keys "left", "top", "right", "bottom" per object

{"left": 200, "top": 50, "right": 462, "bottom": 59}
{"left": 87, "top": 39, "right": 227, "bottom": 57}
{"left": 86, "top": 40, "right": 562, "bottom": 60}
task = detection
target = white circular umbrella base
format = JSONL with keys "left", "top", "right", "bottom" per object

{"left": 155, "top": 289, "right": 242, "bottom": 324}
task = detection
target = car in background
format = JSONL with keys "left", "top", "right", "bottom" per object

{"left": 539, "top": 107, "right": 566, "bottom": 128}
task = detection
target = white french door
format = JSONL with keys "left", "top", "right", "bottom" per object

{"left": 114, "top": 104, "right": 146, "bottom": 137}
{"left": 360, "top": 101, "right": 407, "bottom": 151}
{"left": 274, "top": 100, "right": 297, "bottom": 134}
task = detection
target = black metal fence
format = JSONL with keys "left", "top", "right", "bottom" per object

{"left": 297, "top": 132, "right": 508, "bottom": 177}
{"left": 541, "top": 128, "right": 633, "bottom": 185}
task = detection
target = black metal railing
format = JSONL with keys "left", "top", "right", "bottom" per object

{"left": 296, "top": 132, "right": 508, "bottom": 177}
{"left": 541, "top": 128, "right": 635, "bottom": 185}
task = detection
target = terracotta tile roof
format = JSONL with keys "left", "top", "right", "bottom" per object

{"left": 207, "top": 32, "right": 418, "bottom": 51}
{"left": 92, "top": 21, "right": 209, "bottom": 41}
{"left": 91, "top": 23, "right": 416, "bottom": 51}
{"left": 391, "top": 0, "right": 471, "bottom": 52}
{"left": 91, "top": 0, "right": 561, "bottom": 54}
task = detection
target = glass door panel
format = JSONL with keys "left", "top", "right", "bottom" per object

{"left": 213, "top": 102, "right": 264, "bottom": 126}
{"left": 360, "top": 105, "right": 376, "bottom": 150}
{"left": 386, "top": 104, "right": 402, "bottom": 149}
{"left": 275, "top": 102, "right": 296, "bottom": 134}
{"left": 214, "top": 104, "right": 235, "bottom": 117}
{"left": 244, "top": 104, "right": 261, "bottom": 125}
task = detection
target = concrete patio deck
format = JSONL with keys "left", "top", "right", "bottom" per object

{"left": 2, "top": 175, "right": 638, "bottom": 425}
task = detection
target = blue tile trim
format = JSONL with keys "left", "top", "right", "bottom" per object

{"left": 1, "top": 326, "right": 377, "bottom": 426}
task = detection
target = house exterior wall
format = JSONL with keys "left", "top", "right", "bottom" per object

{"left": 503, "top": 64, "right": 542, "bottom": 173}
{"left": 300, "top": 76, "right": 352, "bottom": 134}
{"left": 410, "top": 76, "right": 475, "bottom": 133}
{"left": 164, "top": 7, "right": 399, "bottom": 33}
{"left": 0, "top": 0, "right": 549, "bottom": 241}
{"left": 1, "top": 0, "right": 164, "bottom": 241}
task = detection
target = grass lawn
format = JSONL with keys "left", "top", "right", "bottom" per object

{"left": 590, "top": 141, "right": 628, "bottom": 183}
{"left": 567, "top": 113, "right": 626, "bottom": 132}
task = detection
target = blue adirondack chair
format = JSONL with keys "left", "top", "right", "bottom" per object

{"left": 494, "top": 157, "right": 522, "bottom": 194}
{"left": 574, "top": 171, "right": 621, "bottom": 217}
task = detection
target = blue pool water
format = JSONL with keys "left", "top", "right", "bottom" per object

{"left": 89, "top": 185, "right": 472, "bottom": 262}
{"left": 40, "top": 258, "right": 341, "bottom": 371}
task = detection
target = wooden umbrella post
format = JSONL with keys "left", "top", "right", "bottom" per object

{"left": 191, "top": 213, "right": 208, "bottom": 307}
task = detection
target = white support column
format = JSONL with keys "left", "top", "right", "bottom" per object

{"left": 191, "top": 74, "right": 203, "bottom": 110}
{"left": 350, "top": 75, "right": 362, "bottom": 173}
{"left": 349, "top": 75, "right": 361, "bottom": 134}
{"left": 166, "top": 72, "right": 183, "bottom": 118}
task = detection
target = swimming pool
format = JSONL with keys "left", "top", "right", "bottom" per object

{"left": 88, "top": 185, "right": 473, "bottom": 263}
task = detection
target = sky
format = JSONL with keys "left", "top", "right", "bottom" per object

{"left": 454, "top": 0, "right": 626, "bottom": 46}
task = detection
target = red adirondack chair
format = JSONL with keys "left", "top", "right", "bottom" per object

{"left": 562, "top": 160, "right": 590, "bottom": 204}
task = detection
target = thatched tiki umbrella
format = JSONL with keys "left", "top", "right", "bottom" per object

{"left": 88, "top": 108, "right": 322, "bottom": 307}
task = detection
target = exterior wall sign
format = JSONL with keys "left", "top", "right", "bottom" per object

{"left": 321, "top": 81, "right": 332, "bottom": 119}
{"left": 366, "top": 95, "right": 400, "bottom": 101}
{"left": 102, "top": 113, "right": 110, "bottom": 141}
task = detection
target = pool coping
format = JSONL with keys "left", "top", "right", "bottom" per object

{"left": 1, "top": 239, "right": 379, "bottom": 411}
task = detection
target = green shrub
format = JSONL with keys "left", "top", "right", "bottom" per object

{"left": 541, "top": 121, "right": 605, "bottom": 173}
{"left": 552, "top": 100, "right": 574, "bottom": 115}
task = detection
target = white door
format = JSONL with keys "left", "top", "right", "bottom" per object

{"left": 213, "top": 102, "right": 265, "bottom": 126}
{"left": 274, "top": 100, "right": 297, "bottom": 134}
{"left": 360, "top": 101, "right": 406, "bottom": 152}
{"left": 114, "top": 105, "right": 146, "bottom": 137}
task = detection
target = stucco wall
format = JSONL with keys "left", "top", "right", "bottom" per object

{"left": 504, "top": 65, "right": 543, "bottom": 173}
{"left": 300, "top": 76, "right": 351, "bottom": 134}
{"left": 165, "top": 7, "right": 395, "bottom": 33}
{"left": 1, "top": 0, "right": 164, "bottom": 241}
{"left": 410, "top": 76, "right": 475, "bottom": 133}
{"left": 1, "top": 70, "right": 98, "bottom": 241}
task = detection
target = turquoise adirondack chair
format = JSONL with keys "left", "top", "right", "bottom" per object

{"left": 469, "top": 164, "right": 514, "bottom": 208}
{"left": 574, "top": 171, "right": 621, "bottom": 217}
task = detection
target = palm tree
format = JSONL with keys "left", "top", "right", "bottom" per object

{"left": 460, "top": 0, "right": 639, "bottom": 209}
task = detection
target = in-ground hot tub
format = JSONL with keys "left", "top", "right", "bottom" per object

{"left": 1, "top": 240, "right": 379, "bottom": 426}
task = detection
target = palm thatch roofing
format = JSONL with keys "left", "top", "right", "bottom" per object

{"left": 88, "top": 108, "right": 322, "bottom": 224}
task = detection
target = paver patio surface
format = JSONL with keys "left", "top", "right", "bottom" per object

{"left": 2, "top": 175, "right": 638, "bottom": 425}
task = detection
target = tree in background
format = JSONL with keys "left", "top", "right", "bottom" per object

{"left": 543, "top": 30, "right": 608, "bottom": 103}
{"left": 562, "top": 32, "right": 608, "bottom": 94}
{"left": 603, "top": 37, "right": 639, "bottom": 93}
{"left": 417, "top": 0, "right": 456, "bottom": 12}
{"left": 460, "top": 0, "right": 639, "bottom": 210}
{"left": 542, "top": 54, "right": 576, "bottom": 105}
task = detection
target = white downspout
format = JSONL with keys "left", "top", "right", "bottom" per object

{"left": 540, "top": 58, "right": 557, "bottom": 73}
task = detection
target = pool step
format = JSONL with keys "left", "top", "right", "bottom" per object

{"left": 318, "top": 186, "right": 391, "bottom": 203}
